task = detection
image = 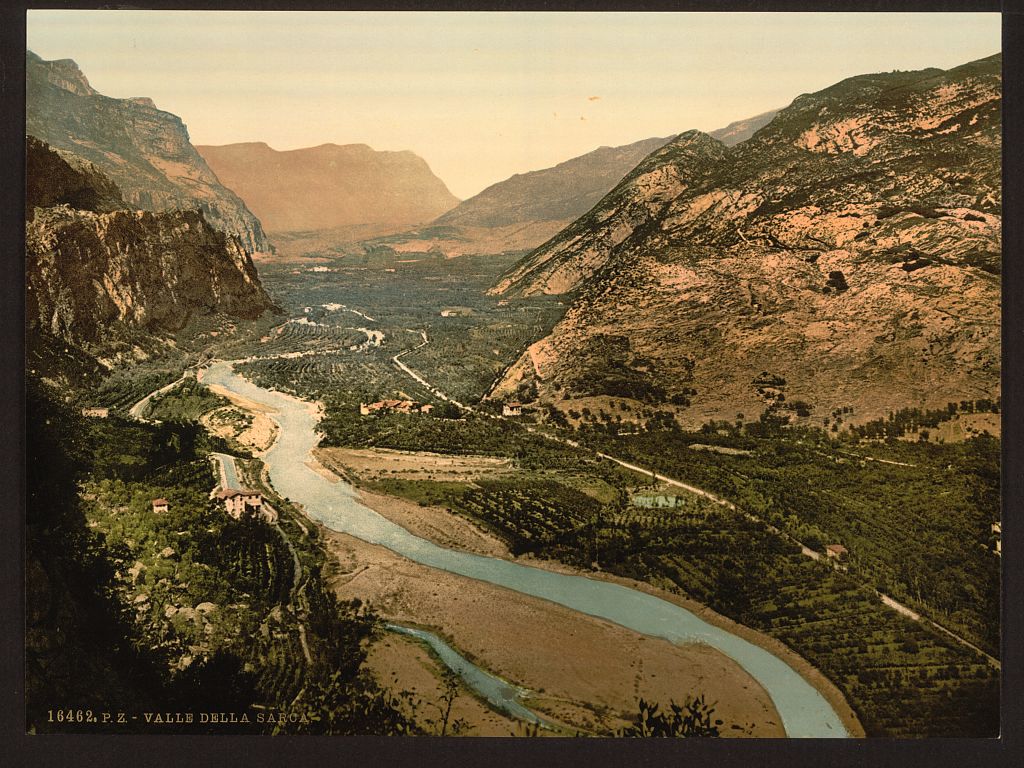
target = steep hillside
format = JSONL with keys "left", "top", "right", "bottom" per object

{"left": 490, "top": 130, "right": 729, "bottom": 295}
{"left": 489, "top": 55, "right": 1001, "bottom": 426}
{"left": 26, "top": 51, "right": 271, "bottom": 253}
{"left": 436, "top": 137, "right": 673, "bottom": 230}
{"left": 26, "top": 137, "right": 275, "bottom": 355}
{"left": 355, "top": 110, "right": 780, "bottom": 261}
{"left": 195, "top": 141, "right": 458, "bottom": 234}
{"left": 343, "top": 136, "right": 668, "bottom": 259}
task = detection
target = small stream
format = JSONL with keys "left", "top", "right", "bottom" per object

{"left": 385, "top": 624, "right": 553, "bottom": 729}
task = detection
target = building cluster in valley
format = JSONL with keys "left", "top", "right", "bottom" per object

{"left": 152, "top": 488, "right": 277, "bottom": 523}
{"left": 211, "top": 487, "right": 277, "bottom": 522}
{"left": 360, "top": 399, "right": 434, "bottom": 416}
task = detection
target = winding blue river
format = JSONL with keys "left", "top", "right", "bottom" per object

{"left": 203, "top": 361, "right": 850, "bottom": 738}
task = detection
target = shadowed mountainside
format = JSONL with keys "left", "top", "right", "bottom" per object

{"left": 26, "top": 136, "right": 275, "bottom": 357}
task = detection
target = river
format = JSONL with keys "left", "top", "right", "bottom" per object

{"left": 201, "top": 360, "right": 849, "bottom": 738}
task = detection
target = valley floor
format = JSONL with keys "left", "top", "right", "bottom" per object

{"left": 318, "top": 464, "right": 864, "bottom": 737}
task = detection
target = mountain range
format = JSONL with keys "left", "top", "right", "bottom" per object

{"left": 352, "top": 110, "right": 779, "bottom": 259}
{"left": 26, "top": 51, "right": 271, "bottom": 254}
{"left": 488, "top": 54, "right": 1001, "bottom": 426}
{"left": 194, "top": 141, "right": 459, "bottom": 235}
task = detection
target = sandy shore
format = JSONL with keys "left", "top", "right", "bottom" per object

{"left": 343, "top": 486, "right": 865, "bottom": 738}
{"left": 366, "top": 632, "right": 538, "bottom": 736}
{"left": 326, "top": 526, "right": 786, "bottom": 737}
{"left": 205, "top": 382, "right": 278, "bottom": 414}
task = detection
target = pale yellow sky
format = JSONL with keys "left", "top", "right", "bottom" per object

{"left": 27, "top": 11, "right": 1000, "bottom": 199}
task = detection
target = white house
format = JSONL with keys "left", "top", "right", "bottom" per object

{"left": 215, "top": 488, "right": 264, "bottom": 520}
{"left": 503, "top": 402, "right": 523, "bottom": 417}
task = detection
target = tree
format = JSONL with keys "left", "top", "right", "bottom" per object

{"left": 618, "top": 696, "right": 723, "bottom": 737}
{"left": 424, "top": 668, "right": 470, "bottom": 736}
{"left": 433, "top": 402, "right": 461, "bottom": 420}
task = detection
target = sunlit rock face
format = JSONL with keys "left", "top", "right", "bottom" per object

{"left": 489, "top": 55, "right": 1001, "bottom": 425}
{"left": 26, "top": 137, "right": 274, "bottom": 349}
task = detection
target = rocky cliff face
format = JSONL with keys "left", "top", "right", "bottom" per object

{"left": 195, "top": 141, "right": 459, "bottom": 234}
{"left": 27, "top": 138, "right": 274, "bottom": 350}
{"left": 26, "top": 51, "right": 271, "bottom": 253}
{"left": 489, "top": 55, "right": 1001, "bottom": 425}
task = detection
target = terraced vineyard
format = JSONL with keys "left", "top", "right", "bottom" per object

{"left": 454, "top": 479, "right": 601, "bottom": 554}
{"left": 578, "top": 426, "right": 1000, "bottom": 656}
{"left": 236, "top": 351, "right": 430, "bottom": 406}
{"left": 147, "top": 378, "right": 229, "bottom": 422}
{"left": 634, "top": 509, "right": 1000, "bottom": 738}
{"left": 401, "top": 304, "right": 564, "bottom": 403}
{"left": 447, "top": 481, "right": 998, "bottom": 737}
{"left": 211, "top": 517, "right": 295, "bottom": 607}
{"left": 91, "top": 367, "right": 184, "bottom": 412}
{"left": 246, "top": 317, "right": 373, "bottom": 357}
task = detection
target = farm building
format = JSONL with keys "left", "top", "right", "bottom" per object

{"left": 503, "top": 402, "right": 523, "bottom": 417}
{"left": 360, "top": 399, "right": 433, "bottom": 416}
{"left": 81, "top": 407, "right": 109, "bottom": 418}
{"left": 825, "top": 543, "right": 848, "bottom": 560}
{"left": 151, "top": 498, "right": 169, "bottom": 514}
{"left": 215, "top": 488, "right": 264, "bottom": 520}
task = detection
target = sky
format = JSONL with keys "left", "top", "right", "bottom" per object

{"left": 27, "top": 11, "right": 1001, "bottom": 199}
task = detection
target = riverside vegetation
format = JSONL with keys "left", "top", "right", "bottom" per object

{"left": 213, "top": 251, "right": 999, "bottom": 738}
{"left": 25, "top": 50, "right": 1000, "bottom": 739}
{"left": 26, "top": 381, "right": 416, "bottom": 734}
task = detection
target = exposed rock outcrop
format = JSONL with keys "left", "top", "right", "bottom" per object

{"left": 489, "top": 55, "right": 1001, "bottom": 425}
{"left": 26, "top": 137, "right": 275, "bottom": 349}
{"left": 26, "top": 51, "right": 271, "bottom": 253}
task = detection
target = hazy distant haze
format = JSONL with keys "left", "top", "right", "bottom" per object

{"left": 27, "top": 10, "right": 1000, "bottom": 199}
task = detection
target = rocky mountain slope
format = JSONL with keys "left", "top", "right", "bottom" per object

{"left": 194, "top": 141, "right": 459, "bottom": 235}
{"left": 488, "top": 55, "right": 1001, "bottom": 426}
{"left": 348, "top": 136, "right": 667, "bottom": 258}
{"left": 26, "top": 51, "right": 271, "bottom": 253}
{"left": 26, "top": 137, "right": 275, "bottom": 355}
{"left": 354, "top": 111, "right": 780, "bottom": 260}
{"left": 437, "top": 136, "right": 672, "bottom": 225}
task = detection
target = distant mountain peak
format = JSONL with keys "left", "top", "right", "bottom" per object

{"left": 195, "top": 141, "right": 459, "bottom": 235}
{"left": 707, "top": 108, "right": 780, "bottom": 146}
